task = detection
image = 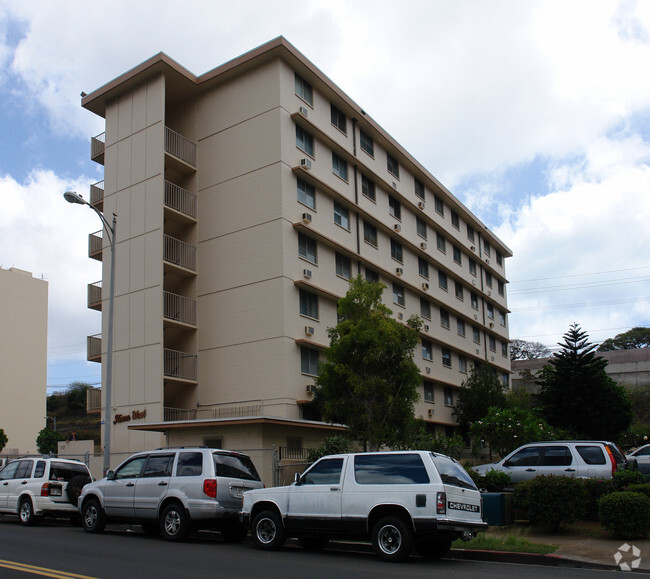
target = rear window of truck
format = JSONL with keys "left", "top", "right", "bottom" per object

{"left": 354, "top": 454, "right": 430, "bottom": 484}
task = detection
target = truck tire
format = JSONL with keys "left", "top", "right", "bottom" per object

{"left": 81, "top": 498, "right": 106, "bottom": 533}
{"left": 372, "top": 516, "right": 413, "bottom": 562}
{"left": 160, "top": 502, "right": 189, "bottom": 542}
{"left": 252, "top": 510, "right": 286, "bottom": 550}
{"left": 18, "top": 497, "right": 37, "bottom": 526}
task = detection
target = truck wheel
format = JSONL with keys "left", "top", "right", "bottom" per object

{"left": 18, "top": 497, "right": 37, "bottom": 526}
{"left": 252, "top": 510, "right": 286, "bottom": 550}
{"left": 415, "top": 537, "right": 452, "bottom": 559}
{"left": 372, "top": 516, "right": 413, "bottom": 562}
{"left": 160, "top": 502, "right": 189, "bottom": 542}
{"left": 82, "top": 498, "right": 106, "bottom": 533}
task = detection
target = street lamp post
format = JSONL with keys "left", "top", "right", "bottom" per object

{"left": 64, "top": 191, "right": 116, "bottom": 475}
{"left": 45, "top": 416, "right": 56, "bottom": 432}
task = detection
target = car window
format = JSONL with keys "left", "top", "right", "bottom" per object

{"left": 114, "top": 456, "right": 148, "bottom": 480}
{"left": 430, "top": 453, "right": 476, "bottom": 490}
{"left": 142, "top": 455, "right": 174, "bottom": 478}
{"left": 576, "top": 446, "right": 606, "bottom": 465}
{"left": 34, "top": 460, "right": 46, "bottom": 478}
{"left": 541, "top": 446, "right": 572, "bottom": 466}
{"left": 0, "top": 461, "right": 19, "bottom": 480}
{"left": 15, "top": 460, "right": 34, "bottom": 479}
{"left": 506, "top": 447, "right": 540, "bottom": 467}
{"left": 354, "top": 454, "right": 430, "bottom": 484}
{"left": 635, "top": 446, "right": 650, "bottom": 457}
{"left": 50, "top": 461, "right": 89, "bottom": 481}
{"left": 176, "top": 452, "right": 203, "bottom": 477}
{"left": 213, "top": 453, "right": 260, "bottom": 481}
{"left": 302, "top": 458, "right": 344, "bottom": 485}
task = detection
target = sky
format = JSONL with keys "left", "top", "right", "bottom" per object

{"left": 1, "top": 0, "right": 649, "bottom": 393}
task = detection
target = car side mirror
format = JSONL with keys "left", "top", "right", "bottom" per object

{"left": 294, "top": 473, "right": 302, "bottom": 485}
{"left": 106, "top": 470, "right": 115, "bottom": 480}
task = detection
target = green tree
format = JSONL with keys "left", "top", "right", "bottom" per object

{"left": 36, "top": 427, "right": 64, "bottom": 455}
{"left": 509, "top": 339, "right": 551, "bottom": 361}
{"left": 315, "top": 276, "right": 422, "bottom": 451}
{"left": 307, "top": 435, "right": 354, "bottom": 463}
{"left": 66, "top": 382, "right": 91, "bottom": 413}
{"left": 453, "top": 364, "right": 509, "bottom": 437}
{"left": 0, "top": 428, "right": 7, "bottom": 453}
{"left": 536, "top": 323, "right": 633, "bottom": 440}
{"left": 598, "top": 327, "right": 650, "bottom": 351}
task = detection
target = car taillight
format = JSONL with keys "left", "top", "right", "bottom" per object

{"left": 605, "top": 445, "right": 617, "bottom": 477}
{"left": 203, "top": 479, "right": 217, "bottom": 498}
{"left": 41, "top": 483, "right": 49, "bottom": 497}
{"left": 436, "top": 492, "right": 446, "bottom": 514}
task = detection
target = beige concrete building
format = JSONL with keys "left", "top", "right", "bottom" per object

{"left": 0, "top": 267, "right": 48, "bottom": 456}
{"left": 79, "top": 37, "right": 511, "bottom": 468}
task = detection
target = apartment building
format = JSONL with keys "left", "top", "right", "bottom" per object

{"left": 79, "top": 37, "right": 511, "bottom": 467}
{"left": 0, "top": 267, "right": 47, "bottom": 456}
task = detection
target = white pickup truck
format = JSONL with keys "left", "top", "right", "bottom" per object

{"left": 241, "top": 450, "right": 486, "bottom": 562}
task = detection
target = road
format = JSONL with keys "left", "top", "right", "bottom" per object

{"left": 0, "top": 516, "right": 620, "bottom": 579}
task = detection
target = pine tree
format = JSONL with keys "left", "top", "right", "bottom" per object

{"left": 535, "top": 323, "right": 632, "bottom": 440}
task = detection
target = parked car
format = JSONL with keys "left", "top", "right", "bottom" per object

{"left": 626, "top": 443, "right": 650, "bottom": 477}
{"left": 78, "top": 447, "right": 263, "bottom": 541}
{"left": 0, "top": 457, "right": 92, "bottom": 525}
{"left": 471, "top": 441, "right": 630, "bottom": 483}
{"left": 242, "top": 451, "right": 486, "bottom": 562}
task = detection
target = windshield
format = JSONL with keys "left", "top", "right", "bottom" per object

{"left": 430, "top": 453, "right": 477, "bottom": 490}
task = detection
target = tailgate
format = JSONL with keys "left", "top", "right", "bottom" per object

{"left": 444, "top": 485, "right": 483, "bottom": 524}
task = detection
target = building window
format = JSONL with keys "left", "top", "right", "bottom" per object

{"left": 295, "top": 74, "right": 313, "bottom": 106}
{"left": 467, "top": 224, "right": 475, "bottom": 243}
{"left": 436, "top": 232, "right": 446, "bottom": 253}
{"left": 471, "top": 292, "right": 478, "bottom": 309}
{"left": 469, "top": 258, "right": 477, "bottom": 276}
{"left": 414, "top": 178, "right": 425, "bottom": 200}
{"left": 296, "top": 126, "right": 314, "bottom": 156}
{"left": 457, "top": 318, "right": 466, "bottom": 337}
{"left": 420, "top": 297, "right": 431, "bottom": 320}
{"left": 459, "top": 355, "right": 467, "bottom": 373}
{"left": 391, "top": 239, "right": 403, "bottom": 263}
{"left": 440, "top": 308, "right": 450, "bottom": 329}
{"left": 451, "top": 210, "right": 460, "bottom": 230}
{"left": 455, "top": 281, "right": 464, "bottom": 301}
{"left": 487, "top": 303, "right": 494, "bottom": 319}
{"left": 502, "top": 373, "right": 509, "bottom": 387}
{"left": 422, "top": 339, "right": 432, "bottom": 361}
{"left": 331, "top": 104, "right": 347, "bottom": 134}
{"left": 362, "top": 175, "right": 376, "bottom": 201}
{"left": 360, "top": 129, "right": 374, "bottom": 156}
{"left": 299, "top": 289, "right": 319, "bottom": 319}
{"left": 485, "top": 272, "right": 493, "bottom": 288}
{"left": 332, "top": 152, "right": 348, "bottom": 181}
{"left": 334, "top": 201, "right": 350, "bottom": 230}
{"left": 297, "top": 178, "right": 315, "bottom": 209}
{"left": 418, "top": 257, "right": 429, "bottom": 279}
{"left": 473, "top": 326, "right": 480, "bottom": 344}
{"left": 438, "top": 271, "right": 448, "bottom": 291}
{"left": 335, "top": 252, "right": 351, "bottom": 279}
{"left": 499, "top": 310, "right": 507, "bottom": 326}
{"left": 301, "top": 346, "right": 319, "bottom": 375}
{"left": 498, "top": 280, "right": 505, "bottom": 296}
{"left": 363, "top": 221, "right": 377, "bottom": 247}
{"left": 434, "top": 194, "right": 444, "bottom": 216}
{"left": 298, "top": 233, "right": 317, "bottom": 263}
{"left": 416, "top": 216, "right": 427, "bottom": 239}
{"left": 389, "top": 195, "right": 401, "bottom": 220}
{"left": 453, "top": 245, "right": 462, "bottom": 265}
{"left": 442, "top": 348, "right": 452, "bottom": 368}
{"left": 424, "top": 381, "right": 434, "bottom": 403}
{"left": 496, "top": 251, "right": 503, "bottom": 266}
{"left": 501, "top": 341, "right": 508, "bottom": 357}
{"left": 444, "top": 387, "right": 453, "bottom": 406}
{"left": 393, "top": 282, "right": 405, "bottom": 307}
{"left": 387, "top": 152, "right": 399, "bottom": 178}
{"left": 483, "top": 240, "right": 491, "bottom": 257}
{"left": 365, "top": 268, "right": 379, "bottom": 283}
{"left": 489, "top": 335, "right": 496, "bottom": 352}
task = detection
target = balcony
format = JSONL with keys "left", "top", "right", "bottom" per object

{"left": 87, "top": 334, "right": 101, "bottom": 362}
{"left": 86, "top": 388, "right": 102, "bottom": 414}
{"left": 90, "top": 180, "right": 104, "bottom": 211}
{"left": 163, "top": 348, "right": 197, "bottom": 382}
{"left": 163, "top": 291, "right": 197, "bottom": 327}
{"left": 163, "top": 234, "right": 196, "bottom": 273}
{"left": 164, "top": 180, "right": 197, "bottom": 222}
{"left": 91, "top": 132, "right": 105, "bottom": 165}
{"left": 165, "top": 127, "right": 196, "bottom": 172}
{"left": 88, "top": 281, "right": 102, "bottom": 311}
{"left": 164, "top": 407, "right": 197, "bottom": 422}
{"left": 88, "top": 230, "right": 103, "bottom": 261}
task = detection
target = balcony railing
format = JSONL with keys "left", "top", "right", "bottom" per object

{"left": 86, "top": 388, "right": 102, "bottom": 413}
{"left": 87, "top": 334, "right": 102, "bottom": 362}
{"left": 163, "top": 235, "right": 196, "bottom": 272}
{"left": 164, "top": 180, "right": 197, "bottom": 219}
{"left": 165, "top": 127, "right": 196, "bottom": 167}
{"left": 90, "top": 180, "right": 104, "bottom": 208}
{"left": 164, "top": 407, "right": 197, "bottom": 422}
{"left": 88, "top": 230, "right": 103, "bottom": 261}
{"left": 163, "top": 348, "right": 197, "bottom": 381}
{"left": 197, "top": 401, "right": 263, "bottom": 419}
{"left": 164, "top": 291, "right": 197, "bottom": 326}
{"left": 88, "top": 281, "right": 102, "bottom": 310}
{"left": 91, "top": 132, "right": 105, "bottom": 164}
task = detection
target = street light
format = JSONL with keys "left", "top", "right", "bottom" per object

{"left": 64, "top": 190, "right": 116, "bottom": 475}
{"left": 45, "top": 416, "right": 56, "bottom": 432}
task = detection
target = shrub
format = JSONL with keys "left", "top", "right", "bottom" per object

{"left": 611, "top": 468, "right": 645, "bottom": 491}
{"left": 598, "top": 492, "right": 650, "bottom": 539}
{"left": 626, "top": 483, "right": 650, "bottom": 499}
{"left": 514, "top": 476, "right": 584, "bottom": 531}
{"left": 470, "top": 468, "right": 512, "bottom": 492}
{"left": 580, "top": 478, "right": 612, "bottom": 521}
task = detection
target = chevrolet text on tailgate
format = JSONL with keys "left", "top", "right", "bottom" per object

{"left": 241, "top": 451, "right": 486, "bottom": 562}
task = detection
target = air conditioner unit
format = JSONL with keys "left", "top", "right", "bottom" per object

{"left": 424, "top": 324, "right": 430, "bottom": 332}
{"left": 420, "top": 242, "right": 427, "bottom": 250}
{"left": 392, "top": 182, "right": 397, "bottom": 189}
{"left": 426, "top": 366, "right": 431, "bottom": 374}
{"left": 485, "top": 258, "right": 490, "bottom": 265}
{"left": 305, "top": 326, "right": 314, "bottom": 336}
{"left": 394, "top": 223, "right": 401, "bottom": 232}
{"left": 472, "top": 279, "right": 476, "bottom": 286}
{"left": 306, "top": 384, "right": 316, "bottom": 393}
{"left": 303, "top": 269, "right": 312, "bottom": 278}
{"left": 300, "top": 158, "right": 312, "bottom": 170}
{"left": 418, "top": 201, "right": 425, "bottom": 210}
{"left": 428, "top": 408, "right": 433, "bottom": 416}
{"left": 299, "top": 106, "right": 309, "bottom": 117}
{"left": 471, "top": 245, "right": 476, "bottom": 251}
{"left": 396, "top": 267, "right": 404, "bottom": 275}
{"left": 487, "top": 290, "right": 492, "bottom": 296}
{"left": 302, "top": 212, "right": 312, "bottom": 224}
{"left": 422, "top": 282, "right": 429, "bottom": 291}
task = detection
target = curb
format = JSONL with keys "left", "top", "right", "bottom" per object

{"left": 448, "top": 548, "right": 618, "bottom": 570}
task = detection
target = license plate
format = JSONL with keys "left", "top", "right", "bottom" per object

{"left": 448, "top": 501, "right": 479, "bottom": 513}
{"left": 49, "top": 486, "right": 62, "bottom": 496}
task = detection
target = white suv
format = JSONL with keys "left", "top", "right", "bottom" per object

{"left": 78, "top": 447, "right": 263, "bottom": 541}
{"left": 0, "top": 457, "right": 92, "bottom": 525}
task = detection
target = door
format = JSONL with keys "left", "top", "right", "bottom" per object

{"left": 133, "top": 454, "right": 174, "bottom": 520}
{"left": 538, "top": 446, "right": 575, "bottom": 477}
{"left": 501, "top": 446, "right": 541, "bottom": 482}
{"left": 103, "top": 456, "right": 148, "bottom": 518}
{"left": 6, "top": 460, "right": 34, "bottom": 511}
{"left": 0, "top": 461, "right": 20, "bottom": 509}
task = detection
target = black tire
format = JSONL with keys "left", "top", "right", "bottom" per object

{"left": 221, "top": 525, "right": 248, "bottom": 543}
{"left": 415, "top": 537, "right": 452, "bottom": 559}
{"left": 18, "top": 497, "right": 37, "bottom": 526}
{"left": 141, "top": 522, "right": 160, "bottom": 536}
{"left": 66, "top": 475, "right": 91, "bottom": 505}
{"left": 298, "top": 536, "right": 330, "bottom": 551}
{"left": 371, "top": 516, "right": 414, "bottom": 562}
{"left": 160, "top": 503, "right": 188, "bottom": 542}
{"left": 81, "top": 498, "right": 106, "bottom": 533}
{"left": 252, "top": 510, "right": 286, "bottom": 550}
